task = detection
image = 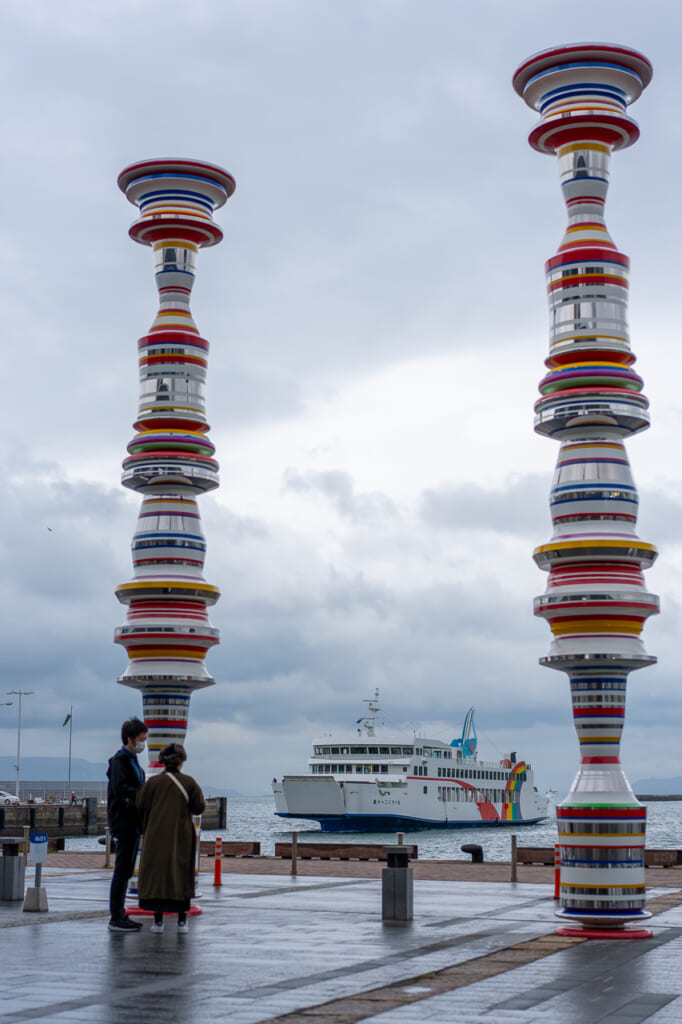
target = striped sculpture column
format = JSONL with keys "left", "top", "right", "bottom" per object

{"left": 513, "top": 45, "right": 659, "bottom": 937}
{"left": 115, "top": 159, "right": 235, "bottom": 770}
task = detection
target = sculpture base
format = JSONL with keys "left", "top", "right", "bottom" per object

{"left": 126, "top": 904, "right": 203, "bottom": 917}
{"left": 556, "top": 908, "right": 651, "bottom": 940}
{"left": 556, "top": 925, "right": 652, "bottom": 940}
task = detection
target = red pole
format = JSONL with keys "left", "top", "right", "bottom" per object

{"left": 554, "top": 843, "right": 561, "bottom": 900}
{"left": 213, "top": 836, "right": 222, "bottom": 886}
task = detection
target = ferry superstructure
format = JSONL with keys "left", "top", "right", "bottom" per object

{"left": 272, "top": 697, "right": 547, "bottom": 831}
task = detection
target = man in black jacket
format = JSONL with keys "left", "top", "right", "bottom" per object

{"left": 107, "top": 716, "right": 148, "bottom": 932}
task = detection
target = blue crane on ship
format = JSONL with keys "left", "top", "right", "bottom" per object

{"left": 450, "top": 707, "right": 477, "bottom": 759}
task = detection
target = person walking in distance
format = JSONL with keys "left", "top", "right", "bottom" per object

{"left": 136, "top": 743, "right": 205, "bottom": 933}
{"left": 107, "top": 716, "right": 148, "bottom": 932}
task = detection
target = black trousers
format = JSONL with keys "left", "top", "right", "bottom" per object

{"left": 109, "top": 831, "right": 139, "bottom": 920}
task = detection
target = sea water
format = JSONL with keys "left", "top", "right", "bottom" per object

{"left": 67, "top": 795, "right": 682, "bottom": 860}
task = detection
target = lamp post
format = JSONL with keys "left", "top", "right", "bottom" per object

{"left": 7, "top": 690, "right": 34, "bottom": 800}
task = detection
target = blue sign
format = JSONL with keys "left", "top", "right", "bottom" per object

{"left": 29, "top": 833, "right": 49, "bottom": 864}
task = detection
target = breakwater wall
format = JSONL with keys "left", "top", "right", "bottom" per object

{"left": 0, "top": 796, "right": 226, "bottom": 837}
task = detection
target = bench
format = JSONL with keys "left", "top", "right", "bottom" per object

{"left": 274, "top": 842, "right": 418, "bottom": 861}
{"left": 517, "top": 846, "right": 681, "bottom": 868}
{"left": 199, "top": 840, "right": 261, "bottom": 858}
{"left": 516, "top": 846, "right": 555, "bottom": 866}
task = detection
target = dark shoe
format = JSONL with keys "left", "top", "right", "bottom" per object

{"left": 108, "top": 917, "right": 142, "bottom": 932}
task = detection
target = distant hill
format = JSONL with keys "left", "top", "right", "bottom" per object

{"left": 0, "top": 756, "right": 106, "bottom": 781}
{"left": 633, "top": 777, "right": 682, "bottom": 795}
{"left": 0, "top": 756, "right": 244, "bottom": 797}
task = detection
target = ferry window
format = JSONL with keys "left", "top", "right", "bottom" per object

{"left": 314, "top": 746, "right": 323, "bottom": 755}
{"left": 351, "top": 746, "right": 367, "bottom": 755}
{"left": 380, "top": 747, "right": 390, "bottom": 754}
{"left": 413, "top": 766, "right": 418, "bottom": 774}
{"left": 434, "top": 749, "right": 441, "bottom": 758}
{"left": 403, "top": 766, "right": 408, "bottom": 772}
{"left": 341, "top": 747, "right": 349, "bottom": 755}
{"left": 368, "top": 746, "right": 378, "bottom": 754}
{"left": 423, "top": 786, "right": 428, "bottom": 794}
{"left": 402, "top": 747, "right": 413, "bottom": 755}
{"left": 381, "top": 765, "right": 388, "bottom": 773}
{"left": 390, "top": 747, "right": 402, "bottom": 755}
{"left": 331, "top": 747, "right": 340, "bottom": 755}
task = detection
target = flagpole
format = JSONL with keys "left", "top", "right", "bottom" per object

{"left": 68, "top": 705, "right": 73, "bottom": 790}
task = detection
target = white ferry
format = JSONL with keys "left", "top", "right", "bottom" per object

{"left": 272, "top": 695, "right": 548, "bottom": 831}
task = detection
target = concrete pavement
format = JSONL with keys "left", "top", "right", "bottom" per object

{"left": 2, "top": 862, "right": 682, "bottom": 1023}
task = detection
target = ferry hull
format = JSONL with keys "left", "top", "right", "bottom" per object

{"left": 274, "top": 811, "right": 547, "bottom": 832}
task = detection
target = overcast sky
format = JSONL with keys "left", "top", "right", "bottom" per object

{"left": 1, "top": 0, "right": 681, "bottom": 800}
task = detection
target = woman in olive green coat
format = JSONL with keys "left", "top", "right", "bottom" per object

{"left": 135, "top": 743, "right": 205, "bottom": 932}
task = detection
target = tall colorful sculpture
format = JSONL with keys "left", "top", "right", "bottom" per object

{"left": 513, "top": 45, "right": 658, "bottom": 936}
{"left": 115, "top": 159, "right": 235, "bottom": 769}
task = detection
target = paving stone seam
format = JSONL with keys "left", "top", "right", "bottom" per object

{"left": 1, "top": 971, "right": 217, "bottom": 1023}
{"left": 256, "top": 901, "right": 682, "bottom": 1024}
{"left": 223, "top": 880, "right": 376, "bottom": 900}
{"left": 227, "top": 922, "right": 536, "bottom": 999}
{"left": 254, "top": 933, "right": 588, "bottom": 1024}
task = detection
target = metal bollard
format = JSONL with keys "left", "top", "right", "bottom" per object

{"left": 461, "top": 843, "right": 483, "bottom": 863}
{"left": 213, "top": 836, "right": 223, "bottom": 886}
{"left": 510, "top": 834, "right": 517, "bottom": 883}
{"left": 382, "top": 845, "right": 413, "bottom": 922}
{"left": 290, "top": 831, "right": 298, "bottom": 877}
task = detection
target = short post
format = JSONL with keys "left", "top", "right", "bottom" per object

{"left": 382, "top": 845, "right": 413, "bottom": 922}
{"left": 104, "top": 827, "right": 112, "bottom": 869}
{"left": 290, "top": 831, "right": 298, "bottom": 877}
{"left": 213, "top": 836, "right": 223, "bottom": 886}
{"left": 510, "top": 834, "right": 517, "bottom": 883}
{"left": 193, "top": 815, "right": 201, "bottom": 881}
{"left": 23, "top": 832, "right": 49, "bottom": 912}
{"left": 554, "top": 843, "right": 561, "bottom": 900}
{"left": 397, "top": 832, "right": 404, "bottom": 845}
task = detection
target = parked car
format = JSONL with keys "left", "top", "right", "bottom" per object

{"left": 0, "top": 790, "right": 20, "bottom": 805}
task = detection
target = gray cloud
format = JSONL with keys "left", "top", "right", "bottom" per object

{"left": 283, "top": 468, "right": 399, "bottom": 524}
{"left": 0, "top": 0, "right": 679, "bottom": 800}
{"left": 420, "top": 474, "right": 551, "bottom": 536}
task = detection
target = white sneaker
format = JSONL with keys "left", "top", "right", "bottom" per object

{"left": 150, "top": 921, "right": 165, "bottom": 934}
{"left": 177, "top": 920, "right": 189, "bottom": 933}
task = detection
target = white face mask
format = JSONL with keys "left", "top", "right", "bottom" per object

{"left": 134, "top": 741, "right": 146, "bottom": 754}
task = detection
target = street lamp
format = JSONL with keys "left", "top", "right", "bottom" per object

{"left": 7, "top": 690, "right": 34, "bottom": 800}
